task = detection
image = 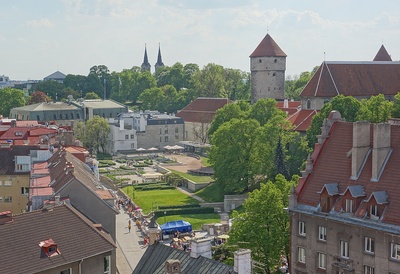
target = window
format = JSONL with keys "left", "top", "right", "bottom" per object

{"left": 364, "top": 237, "right": 374, "bottom": 253}
{"left": 36, "top": 115, "right": 40, "bottom": 121}
{"left": 345, "top": 199, "right": 354, "bottom": 213}
{"left": 4, "top": 196, "right": 12, "bottom": 203}
{"left": 306, "top": 99, "right": 311, "bottom": 109}
{"left": 104, "top": 255, "right": 111, "bottom": 274}
{"left": 259, "top": 59, "right": 262, "bottom": 63}
{"left": 21, "top": 187, "right": 29, "bottom": 195}
{"left": 131, "top": 143, "right": 135, "bottom": 149}
{"left": 340, "top": 240, "right": 349, "bottom": 258}
{"left": 160, "top": 137, "right": 162, "bottom": 142}
{"left": 318, "top": 252, "right": 326, "bottom": 269}
{"left": 272, "top": 72, "right": 276, "bottom": 76}
{"left": 70, "top": 113, "right": 74, "bottom": 119}
{"left": 164, "top": 136, "right": 169, "bottom": 142}
{"left": 4, "top": 181, "right": 12, "bottom": 186}
{"left": 364, "top": 265, "right": 374, "bottom": 274}
{"left": 109, "top": 113, "right": 112, "bottom": 118}
{"left": 77, "top": 113, "right": 80, "bottom": 119}
{"left": 175, "top": 127, "right": 179, "bottom": 133}
{"left": 274, "top": 59, "right": 277, "bottom": 63}
{"left": 130, "top": 134, "right": 134, "bottom": 139}
{"left": 319, "top": 226, "right": 327, "bottom": 241}
{"left": 0, "top": 197, "right": 2, "bottom": 203}
{"left": 298, "top": 247, "right": 305, "bottom": 263}
{"left": 0, "top": 181, "right": 2, "bottom": 186}
{"left": 370, "top": 205, "right": 378, "bottom": 217}
{"left": 54, "top": 114, "right": 57, "bottom": 120}
{"left": 298, "top": 221, "right": 306, "bottom": 236}
{"left": 125, "top": 135, "right": 129, "bottom": 140}
{"left": 160, "top": 128, "right": 162, "bottom": 134}
{"left": 60, "top": 114, "right": 63, "bottom": 119}
{"left": 60, "top": 269, "right": 71, "bottom": 274}
{"left": 391, "top": 243, "right": 400, "bottom": 260}
{"left": 164, "top": 129, "right": 168, "bottom": 134}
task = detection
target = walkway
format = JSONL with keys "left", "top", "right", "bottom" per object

{"left": 176, "top": 186, "right": 206, "bottom": 203}
{"left": 115, "top": 208, "right": 147, "bottom": 274}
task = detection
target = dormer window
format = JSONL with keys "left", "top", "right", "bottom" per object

{"left": 39, "top": 238, "right": 60, "bottom": 257}
{"left": 370, "top": 205, "right": 378, "bottom": 217}
{"left": 318, "top": 183, "right": 339, "bottom": 213}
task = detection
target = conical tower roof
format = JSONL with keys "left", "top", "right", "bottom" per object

{"left": 141, "top": 44, "right": 151, "bottom": 71}
{"left": 250, "top": 33, "right": 287, "bottom": 58}
{"left": 155, "top": 44, "right": 164, "bottom": 67}
{"left": 373, "top": 45, "right": 392, "bottom": 61}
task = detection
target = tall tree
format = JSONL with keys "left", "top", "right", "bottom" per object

{"left": 85, "top": 116, "right": 110, "bottom": 153}
{"left": 28, "top": 91, "right": 51, "bottom": 104}
{"left": 209, "top": 118, "right": 260, "bottom": 194}
{"left": 358, "top": 94, "right": 393, "bottom": 123}
{"left": 33, "top": 80, "right": 65, "bottom": 101}
{"left": 248, "top": 98, "right": 286, "bottom": 126}
{"left": 229, "top": 178, "right": 291, "bottom": 273}
{"left": 208, "top": 103, "right": 246, "bottom": 137}
{"left": 274, "top": 137, "right": 289, "bottom": 179}
{"left": 392, "top": 92, "right": 400, "bottom": 118}
{"left": 193, "top": 63, "right": 227, "bottom": 98}
{"left": 0, "top": 88, "right": 25, "bottom": 117}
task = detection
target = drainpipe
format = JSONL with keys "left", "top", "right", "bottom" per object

{"left": 79, "top": 259, "right": 83, "bottom": 274}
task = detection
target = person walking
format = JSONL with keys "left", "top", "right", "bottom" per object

{"left": 128, "top": 219, "right": 132, "bottom": 233}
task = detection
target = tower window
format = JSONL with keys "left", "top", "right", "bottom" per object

{"left": 273, "top": 72, "right": 276, "bottom": 76}
{"left": 259, "top": 59, "right": 262, "bottom": 63}
{"left": 306, "top": 99, "right": 311, "bottom": 109}
{"left": 274, "top": 59, "right": 277, "bottom": 63}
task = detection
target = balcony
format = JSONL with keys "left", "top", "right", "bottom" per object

{"left": 332, "top": 255, "right": 354, "bottom": 271}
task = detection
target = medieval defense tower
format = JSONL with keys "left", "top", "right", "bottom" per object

{"left": 250, "top": 34, "right": 286, "bottom": 104}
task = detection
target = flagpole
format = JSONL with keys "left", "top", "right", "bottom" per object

{"left": 103, "top": 78, "right": 106, "bottom": 100}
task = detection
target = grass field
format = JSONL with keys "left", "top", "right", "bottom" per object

{"left": 169, "top": 169, "right": 213, "bottom": 183}
{"left": 195, "top": 182, "right": 225, "bottom": 202}
{"left": 123, "top": 187, "right": 199, "bottom": 213}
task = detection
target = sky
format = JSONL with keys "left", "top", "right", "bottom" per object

{"left": 1, "top": 0, "right": 399, "bottom": 81}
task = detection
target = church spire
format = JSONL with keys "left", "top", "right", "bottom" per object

{"left": 373, "top": 44, "right": 392, "bottom": 61}
{"left": 141, "top": 44, "right": 151, "bottom": 72}
{"left": 155, "top": 43, "right": 164, "bottom": 72}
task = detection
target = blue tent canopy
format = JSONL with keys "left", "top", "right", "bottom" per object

{"left": 160, "top": 220, "right": 192, "bottom": 235}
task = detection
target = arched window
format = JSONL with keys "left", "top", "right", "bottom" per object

{"left": 77, "top": 113, "right": 80, "bottom": 119}
{"left": 54, "top": 114, "right": 56, "bottom": 120}
{"left": 71, "top": 113, "right": 74, "bottom": 119}
{"left": 36, "top": 115, "right": 40, "bottom": 121}
{"left": 306, "top": 99, "right": 311, "bottom": 109}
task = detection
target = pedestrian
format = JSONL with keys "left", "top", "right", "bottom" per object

{"left": 128, "top": 220, "right": 131, "bottom": 233}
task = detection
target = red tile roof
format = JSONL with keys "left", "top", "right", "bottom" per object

{"left": 0, "top": 204, "right": 115, "bottom": 273}
{"left": 297, "top": 121, "right": 400, "bottom": 225}
{"left": 300, "top": 61, "right": 400, "bottom": 98}
{"left": 250, "top": 33, "right": 287, "bottom": 58}
{"left": 288, "top": 109, "right": 319, "bottom": 132}
{"left": 16, "top": 120, "right": 39, "bottom": 127}
{"left": 176, "top": 97, "right": 232, "bottom": 123}
{"left": 373, "top": 45, "right": 392, "bottom": 61}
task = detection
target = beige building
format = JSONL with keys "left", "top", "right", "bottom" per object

{"left": 289, "top": 111, "right": 400, "bottom": 274}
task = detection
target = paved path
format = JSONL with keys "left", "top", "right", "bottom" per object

{"left": 176, "top": 187, "right": 206, "bottom": 203}
{"left": 115, "top": 208, "right": 147, "bottom": 274}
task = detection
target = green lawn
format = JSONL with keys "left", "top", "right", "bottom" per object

{"left": 170, "top": 169, "right": 213, "bottom": 183}
{"left": 200, "top": 156, "right": 211, "bottom": 166}
{"left": 123, "top": 187, "right": 199, "bottom": 213}
{"left": 157, "top": 213, "right": 221, "bottom": 230}
{"left": 195, "top": 182, "right": 225, "bottom": 202}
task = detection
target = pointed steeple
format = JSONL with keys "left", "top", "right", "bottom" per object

{"left": 373, "top": 45, "right": 392, "bottom": 61}
{"left": 141, "top": 44, "right": 151, "bottom": 72}
{"left": 155, "top": 43, "right": 164, "bottom": 71}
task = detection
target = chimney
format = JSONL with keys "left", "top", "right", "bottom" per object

{"left": 0, "top": 210, "right": 13, "bottom": 224}
{"left": 190, "top": 238, "right": 211, "bottom": 259}
{"left": 234, "top": 249, "right": 252, "bottom": 274}
{"left": 283, "top": 99, "right": 288, "bottom": 108}
{"left": 371, "top": 123, "right": 391, "bottom": 182}
{"left": 301, "top": 154, "right": 313, "bottom": 179}
{"left": 55, "top": 195, "right": 60, "bottom": 205}
{"left": 288, "top": 184, "right": 298, "bottom": 210}
{"left": 351, "top": 121, "right": 371, "bottom": 180}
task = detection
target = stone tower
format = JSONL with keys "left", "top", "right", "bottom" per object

{"left": 141, "top": 44, "right": 151, "bottom": 72}
{"left": 250, "top": 33, "right": 286, "bottom": 104}
{"left": 155, "top": 43, "right": 164, "bottom": 72}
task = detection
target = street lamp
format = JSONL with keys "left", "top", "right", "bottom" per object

{"left": 164, "top": 211, "right": 167, "bottom": 224}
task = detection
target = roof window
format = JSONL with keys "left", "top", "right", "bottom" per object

{"left": 39, "top": 238, "right": 60, "bottom": 257}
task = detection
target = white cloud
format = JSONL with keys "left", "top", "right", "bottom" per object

{"left": 26, "top": 18, "right": 54, "bottom": 28}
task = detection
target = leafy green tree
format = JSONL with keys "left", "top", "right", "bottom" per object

{"left": 393, "top": 92, "right": 400, "bottom": 118}
{"left": 209, "top": 118, "right": 260, "bottom": 194}
{"left": 208, "top": 103, "right": 246, "bottom": 137}
{"left": 248, "top": 98, "right": 286, "bottom": 126}
{"left": 63, "top": 74, "right": 86, "bottom": 94}
{"left": 85, "top": 116, "right": 110, "bottom": 153}
{"left": 225, "top": 68, "right": 251, "bottom": 101}
{"left": 285, "top": 66, "right": 318, "bottom": 100}
{"left": 84, "top": 92, "right": 100, "bottom": 100}
{"left": 33, "top": 80, "right": 65, "bottom": 101}
{"left": 193, "top": 63, "right": 228, "bottom": 98}
{"left": 0, "top": 88, "right": 26, "bottom": 117}
{"left": 229, "top": 178, "right": 290, "bottom": 273}
{"left": 358, "top": 94, "right": 393, "bottom": 123}
{"left": 74, "top": 121, "right": 86, "bottom": 144}
{"left": 183, "top": 63, "right": 200, "bottom": 90}
{"left": 138, "top": 87, "right": 165, "bottom": 111}
{"left": 274, "top": 137, "right": 289, "bottom": 179}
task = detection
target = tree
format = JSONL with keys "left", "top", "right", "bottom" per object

{"left": 33, "top": 80, "right": 65, "bottom": 101}
{"left": 274, "top": 137, "right": 289, "bottom": 179}
{"left": 248, "top": 98, "right": 286, "bottom": 126}
{"left": 208, "top": 103, "right": 246, "bottom": 137}
{"left": 28, "top": 91, "right": 51, "bottom": 104}
{"left": 228, "top": 177, "right": 291, "bottom": 273}
{"left": 193, "top": 63, "right": 227, "bottom": 98}
{"left": 192, "top": 113, "right": 212, "bottom": 144}
{"left": 358, "top": 94, "right": 393, "bottom": 123}
{"left": 85, "top": 116, "right": 110, "bottom": 153}
{"left": 392, "top": 92, "right": 400, "bottom": 118}
{"left": 138, "top": 87, "right": 165, "bottom": 111}
{"left": 224, "top": 68, "right": 251, "bottom": 101}
{"left": 0, "top": 88, "right": 25, "bottom": 117}
{"left": 209, "top": 118, "right": 260, "bottom": 194}
{"left": 84, "top": 92, "right": 100, "bottom": 100}
{"left": 285, "top": 66, "right": 318, "bottom": 100}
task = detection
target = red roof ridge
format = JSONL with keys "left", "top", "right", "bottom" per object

{"left": 250, "top": 33, "right": 287, "bottom": 58}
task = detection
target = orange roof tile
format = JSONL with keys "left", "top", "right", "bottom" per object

{"left": 250, "top": 34, "right": 287, "bottom": 58}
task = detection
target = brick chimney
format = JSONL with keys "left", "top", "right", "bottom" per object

{"left": 371, "top": 123, "right": 392, "bottom": 182}
{"left": 351, "top": 121, "right": 371, "bottom": 180}
{"left": 234, "top": 248, "right": 252, "bottom": 274}
{"left": 190, "top": 238, "right": 211, "bottom": 259}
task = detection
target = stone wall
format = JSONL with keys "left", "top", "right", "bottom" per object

{"left": 224, "top": 194, "right": 248, "bottom": 212}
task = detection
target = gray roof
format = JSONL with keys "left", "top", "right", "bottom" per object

{"left": 365, "top": 191, "right": 389, "bottom": 204}
{"left": 44, "top": 71, "right": 66, "bottom": 80}
{"left": 318, "top": 183, "right": 339, "bottom": 195}
{"left": 342, "top": 185, "right": 365, "bottom": 198}
{"left": 12, "top": 102, "right": 79, "bottom": 112}
{"left": 74, "top": 99, "right": 126, "bottom": 109}
{"left": 133, "top": 243, "right": 236, "bottom": 274}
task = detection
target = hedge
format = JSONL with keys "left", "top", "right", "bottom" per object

{"left": 154, "top": 207, "right": 214, "bottom": 218}
{"left": 158, "top": 204, "right": 201, "bottom": 210}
